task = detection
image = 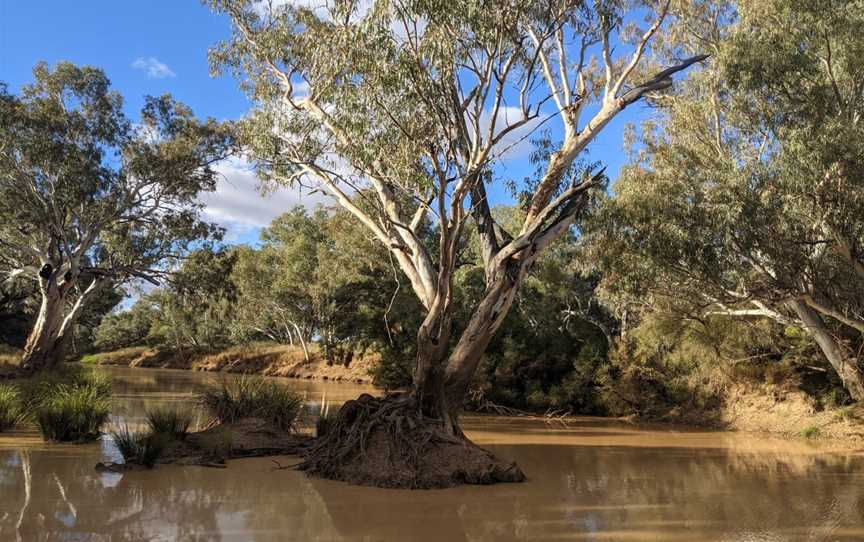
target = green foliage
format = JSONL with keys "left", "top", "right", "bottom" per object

{"left": 199, "top": 377, "right": 303, "bottom": 432}
{"left": 145, "top": 407, "right": 193, "bottom": 439}
{"left": 34, "top": 382, "right": 111, "bottom": 442}
{"left": 586, "top": 0, "right": 864, "bottom": 400}
{"left": 0, "top": 61, "right": 233, "bottom": 369}
{"left": 94, "top": 301, "right": 161, "bottom": 352}
{"left": 0, "top": 281, "right": 36, "bottom": 349}
{"left": 0, "top": 385, "right": 25, "bottom": 431}
{"left": 110, "top": 425, "right": 169, "bottom": 468}
{"left": 147, "top": 248, "right": 239, "bottom": 351}
{"left": 15, "top": 366, "right": 113, "bottom": 441}
{"left": 801, "top": 426, "right": 821, "bottom": 439}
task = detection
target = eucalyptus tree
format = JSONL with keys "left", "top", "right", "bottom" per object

{"left": 231, "top": 208, "right": 331, "bottom": 359}
{"left": 210, "top": 0, "right": 703, "bottom": 485}
{"left": 0, "top": 63, "right": 233, "bottom": 371}
{"left": 591, "top": 0, "right": 864, "bottom": 399}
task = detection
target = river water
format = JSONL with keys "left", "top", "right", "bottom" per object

{"left": 1, "top": 366, "right": 863, "bottom": 541}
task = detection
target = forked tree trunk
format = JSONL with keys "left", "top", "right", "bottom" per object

{"left": 411, "top": 260, "right": 524, "bottom": 434}
{"left": 20, "top": 276, "right": 104, "bottom": 373}
{"left": 791, "top": 299, "right": 864, "bottom": 401}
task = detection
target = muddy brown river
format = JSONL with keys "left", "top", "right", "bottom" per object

{"left": 1, "top": 366, "right": 864, "bottom": 541}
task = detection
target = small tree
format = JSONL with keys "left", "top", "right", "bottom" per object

{"left": 210, "top": 0, "right": 703, "bottom": 486}
{"left": 0, "top": 63, "right": 233, "bottom": 371}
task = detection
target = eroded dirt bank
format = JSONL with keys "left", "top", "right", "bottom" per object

{"left": 80, "top": 344, "right": 377, "bottom": 384}
{"left": 78, "top": 347, "right": 864, "bottom": 442}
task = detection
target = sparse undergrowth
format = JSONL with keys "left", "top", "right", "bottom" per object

{"left": 801, "top": 425, "right": 822, "bottom": 439}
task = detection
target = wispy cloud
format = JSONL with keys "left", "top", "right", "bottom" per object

{"left": 131, "top": 57, "right": 176, "bottom": 79}
{"left": 199, "top": 157, "right": 334, "bottom": 241}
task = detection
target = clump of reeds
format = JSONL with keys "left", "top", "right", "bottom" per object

{"left": 0, "top": 384, "right": 25, "bottom": 431}
{"left": 145, "top": 406, "right": 193, "bottom": 440}
{"left": 110, "top": 424, "right": 169, "bottom": 468}
{"left": 199, "top": 376, "right": 303, "bottom": 432}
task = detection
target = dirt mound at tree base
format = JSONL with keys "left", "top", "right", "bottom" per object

{"left": 299, "top": 394, "right": 526, "bottom": 489}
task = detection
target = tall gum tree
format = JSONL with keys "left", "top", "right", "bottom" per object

{"left": 0, "top": 63, "right": 233, "bottom": 372}
{"left": 590, "top": 0, "right": 864, "bottom": 400}
{"left": 209, "top": 0, "right": 704, "bottom": 487}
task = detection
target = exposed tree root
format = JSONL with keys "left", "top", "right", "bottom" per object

{"left": 298, "top": 393, "right": 526, "bottom": 489}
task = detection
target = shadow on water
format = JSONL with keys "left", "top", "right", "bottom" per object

{"left": 0, "top": 366, "right": 863, "bottom": 541}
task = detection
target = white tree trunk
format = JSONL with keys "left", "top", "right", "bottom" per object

{"left": 791, "top": 299, "right": 864, "bottom": 401}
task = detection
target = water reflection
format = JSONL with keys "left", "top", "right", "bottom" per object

{"left": 0, "top": 366, "right": 862, "bottom": 541}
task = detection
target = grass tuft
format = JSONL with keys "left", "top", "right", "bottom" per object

{"left": 111, "top": 425, "right": 169, "bottom": 467}
{"left": 0, "top": 385, "right": 25, "bottom": 431}
{"left": 34, "top": 384, "right": 111, "bottom": 442}
{"left": 199, "top": 376, "right": 303, "bottom": 432}
{"left": 26, "top": 366, "right": 113, "bottom": 442}
{"left": 146, "top": 407, "right": 193, "bottom": 439}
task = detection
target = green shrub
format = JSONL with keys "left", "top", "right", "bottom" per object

{"left": 146, "top": 407, "right": 192, "bottom": 439}
{"left": 34, "top": 383, "right": 111, "bottom": 442}
{"left": 0, "top": 385, "right": 25, "bottom": 431}
{"left": 199, "top": 376, "right": 303, "bottom": 432}
{"left": 801, "top": 425, "right": 821, "bottom": 439}
{"left": 111, "top": 425, "right": 168, "bottom": 467}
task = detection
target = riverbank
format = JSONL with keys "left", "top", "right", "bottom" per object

{"left": 78, "top": 344, "right": 378, "bottom": 384}
{"left": 77, "top": 345, "right": 864, "bottom": 443}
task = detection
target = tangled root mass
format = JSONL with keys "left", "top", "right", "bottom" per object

{"left": 299, "top": 393, "right": 526, "bottom": 489}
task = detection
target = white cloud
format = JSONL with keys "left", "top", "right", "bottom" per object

{"left": 131, "top": 57, "right": 176, "bottom": 79}
{"left": 200, "top": 157, "right": 334, "bottom": 241}
{"left": 477, "top": 106, "right": 545, "bottom": 163}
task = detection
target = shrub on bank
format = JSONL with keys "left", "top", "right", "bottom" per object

{"left": 0, "top": 384, "right": 25, "bottom": 431}
{"left": 199, "top": 376, "right": 303, "bottom": 432}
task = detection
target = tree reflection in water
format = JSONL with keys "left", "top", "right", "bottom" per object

{"left": 1, "top": 367, "right": 863, "bottom": 541}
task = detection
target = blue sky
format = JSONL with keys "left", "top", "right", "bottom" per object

{"left": 0, "top": 1, "right": 646, "bottom": 246}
